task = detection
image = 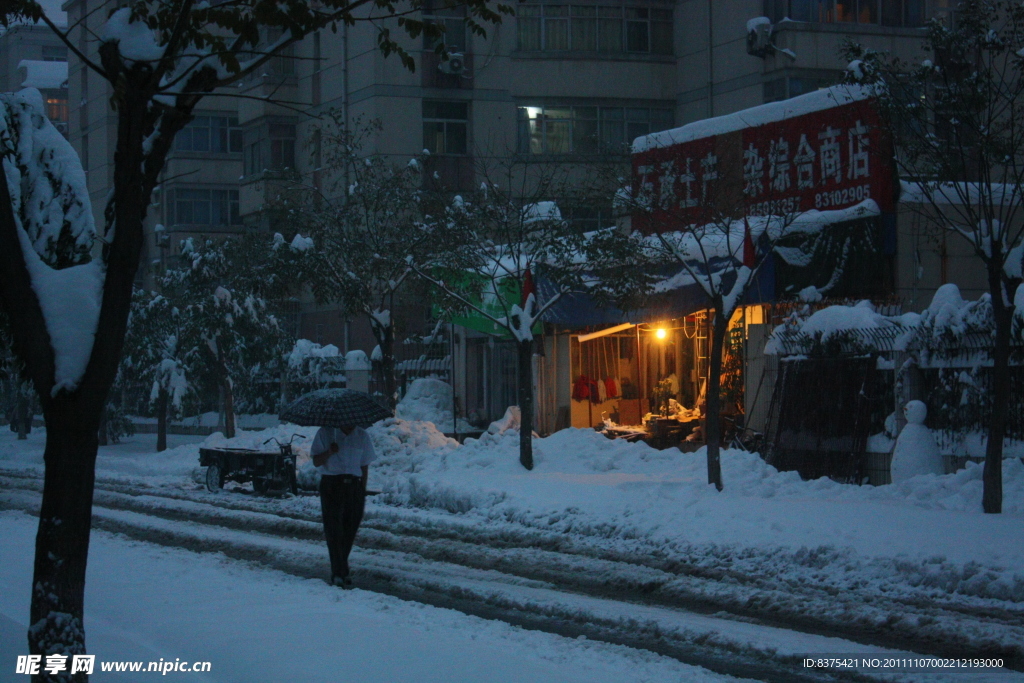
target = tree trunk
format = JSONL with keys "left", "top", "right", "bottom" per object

{"left": 223, "top": 377, "right": 236, "bottom": 439}
{"left": 984, "top": 266, "right": 1007, "bottom": 514}
{"left": 97, "top": 407, "right": 108, "bottom": 446}
{"left": 369, "top": 313, "right": 397, "bottom": 409}
{"left": 704, "top": 310, "right": 727, "bottom": 491}
{"left": 16, "top": 395, "right": 29, "bottom": 440}
{"left": 517, "top": 338, "right": 534, "bottom": 470}
{"left": 0, "top": 51, "right": 183, "bottom": 677}
{"left": 28, "top": 401, "right": 101, "bottom": 683}
{"left": 156, "top": 387, "right": 168, "bottom": 452}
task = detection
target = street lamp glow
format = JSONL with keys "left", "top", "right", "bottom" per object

{"left": 655, "top": 328, "right": 667, "bottom": 340}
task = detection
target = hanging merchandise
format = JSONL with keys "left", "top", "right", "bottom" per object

{"left": 572, "top": 375, "right": 591, "bottom": 401}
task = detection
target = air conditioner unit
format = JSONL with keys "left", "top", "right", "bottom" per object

{"left": 746, "top": 19, "right": 773, "bottom": 58}
{"left": 438, "top": 52, "right": 466, "bottom": 75}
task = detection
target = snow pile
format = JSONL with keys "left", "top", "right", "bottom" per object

{"left": 0, "top": 90, "right": 103, "bottom": 395}
{"left": 522, "top": 201, "right": 562, "bottom": 224}
{"left": 891, "top": 401, "right": 944, "bottom": 483}
{"left": 395, "top": 378, "right": 474, "bottom": 432}
{"left": 345, "top": 349, "right": 371, "bottom": 371}
{"left": 367, "top": 425, "right": 1024, "bottom": 534}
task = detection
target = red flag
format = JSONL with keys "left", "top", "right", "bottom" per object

{"left": 742, "top": 218, "right": 756, "bottom": 269}
{"left": 521, "top": 268, "right": 536, "bottom": 308}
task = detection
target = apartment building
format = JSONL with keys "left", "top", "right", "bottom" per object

{"left": 0, "top": 9, "right": 68, "bottom": 136}
{"left": 53, "top": 1, "right": 954, "bottom": 345}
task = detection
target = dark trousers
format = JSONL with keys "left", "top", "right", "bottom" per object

{"left": 319, "top": 474, "right": 366, "bottom": 579}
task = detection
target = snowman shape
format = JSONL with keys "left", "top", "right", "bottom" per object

{"left": 890, "top": 400, "right": 944, "bottom": 483}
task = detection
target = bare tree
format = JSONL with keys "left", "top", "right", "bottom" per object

{"left": 414, "top": 157, "right": 653, "bottom": 469}
{"left": 843, "top": 0, "right": 1024, "bottom": 513}
{"left": 269, "top": 117, "right": 431, "bottom": 408}
{"left": 0, "top": 0, "right": 508, "bottom": 673}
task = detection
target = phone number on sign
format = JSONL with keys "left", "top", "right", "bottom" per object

{"left": 814, "top": 184, "right": 871, "bottom": 209}
{"left": 803, "top": 657, "right": 1004, "bottom": 671}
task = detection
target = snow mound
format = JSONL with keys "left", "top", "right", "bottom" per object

{"left": 395, "top": 378, "right": 474, "bottom": 433}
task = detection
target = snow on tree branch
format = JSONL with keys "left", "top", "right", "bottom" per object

{"left": 0, "top": 91, "right": 104, "bottom": 395}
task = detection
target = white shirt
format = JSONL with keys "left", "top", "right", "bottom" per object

{"left": 312, "top": 426, "right": 376, "bottom": 476}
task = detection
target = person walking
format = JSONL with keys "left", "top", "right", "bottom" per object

{"left": 312, "top": 424, "right": 376, "bottom": 588}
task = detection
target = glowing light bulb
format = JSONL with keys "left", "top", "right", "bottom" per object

{"left": 655, "top": 328, "right": 667, "bottom": 340}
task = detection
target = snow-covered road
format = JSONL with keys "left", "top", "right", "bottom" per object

{"left": 2, "top": 469, "right": 1021, "bottom": 682}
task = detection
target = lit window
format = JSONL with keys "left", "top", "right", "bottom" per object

{"left": 766, "top": 0, "right": 925, "bottom": 26}
{"left": 517, "top": 104, "right": 673, "bottom": 155}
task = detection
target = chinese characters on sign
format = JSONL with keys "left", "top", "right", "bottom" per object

{"left": 632, "top": 98, "right": 894, "bottom": 233}
{"left": 16, "top": 655, "right": 95, "bottom": 675}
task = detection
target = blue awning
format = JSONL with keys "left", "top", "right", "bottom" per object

{"left": 537, "top": 255, "right": 776, "bottom": 329}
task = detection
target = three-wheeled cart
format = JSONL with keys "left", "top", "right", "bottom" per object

{"left": 199, "top": 435, "right": 300, "bottom": 495}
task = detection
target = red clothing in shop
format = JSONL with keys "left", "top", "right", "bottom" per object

{"left": 572, "top": 376, "right": 591, "bottom": 401}
{"left": 604, "top": 377, "right": 618, "bottom": 399}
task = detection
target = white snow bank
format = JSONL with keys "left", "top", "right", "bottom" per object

{"left": 633, "top": 85, "right": 871, "bottom": 153}
{"left": 395, "top": 378, "right": 473, "bottom": 432}
{"left": 362, "top": 423, "right": 1024, "bottom": 572}
{"left": 0, "top": 91, "right": 103, "bottom": 395}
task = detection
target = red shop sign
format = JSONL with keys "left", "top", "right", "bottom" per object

{"left": 631, "top": 94, "right": 896, "bottom": 234}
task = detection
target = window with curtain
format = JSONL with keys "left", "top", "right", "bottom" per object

{"left": 518, "top": 104, "right": 673, "bottom": 155}
{"left": 269, "top": 124, "right": 296, "bottom": 169}
{"left": 765, "top": 0, "right": 925, "bottom": 26}
{"left": 175, "top": 115, "right": 243, "bottom": 154}
{"left": 168, "top": 189, "right": 241, "bottom": 227}
{"left": 516, "top": 2, "right": 672, "bottom": 55}
{"left": 423, "top": 100, "right": 469, "bottom": 155}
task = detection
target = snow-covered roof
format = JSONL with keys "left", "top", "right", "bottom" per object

{"left": 18, "top": 60, "right": 68, "bottom": 90}
{"left": 632, "top": 85, "right": 872, "bottom": 154}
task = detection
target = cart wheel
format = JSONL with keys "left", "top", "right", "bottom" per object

{"left": 205, "top": 464, "right": 224, "bottom": 493}
{"left": 252, "top": 477, "right": 269, "bottom": 494}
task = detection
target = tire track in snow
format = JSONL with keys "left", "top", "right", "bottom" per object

{"left": 2, "top": 471, "right": 1024, "bottom": 671}
{"left": 0, "top": 487, "right": 940, "bottom": 683}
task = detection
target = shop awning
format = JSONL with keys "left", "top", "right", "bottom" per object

{"left": 537, "top": 270, "right": 717, "bottom": 328}
{"left": 577, "top": 323, "right": 636, "bottom": 342}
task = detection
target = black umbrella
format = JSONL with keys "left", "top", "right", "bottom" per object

{"left": 279, "top": 389, "right": 392, "bottom": 429}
